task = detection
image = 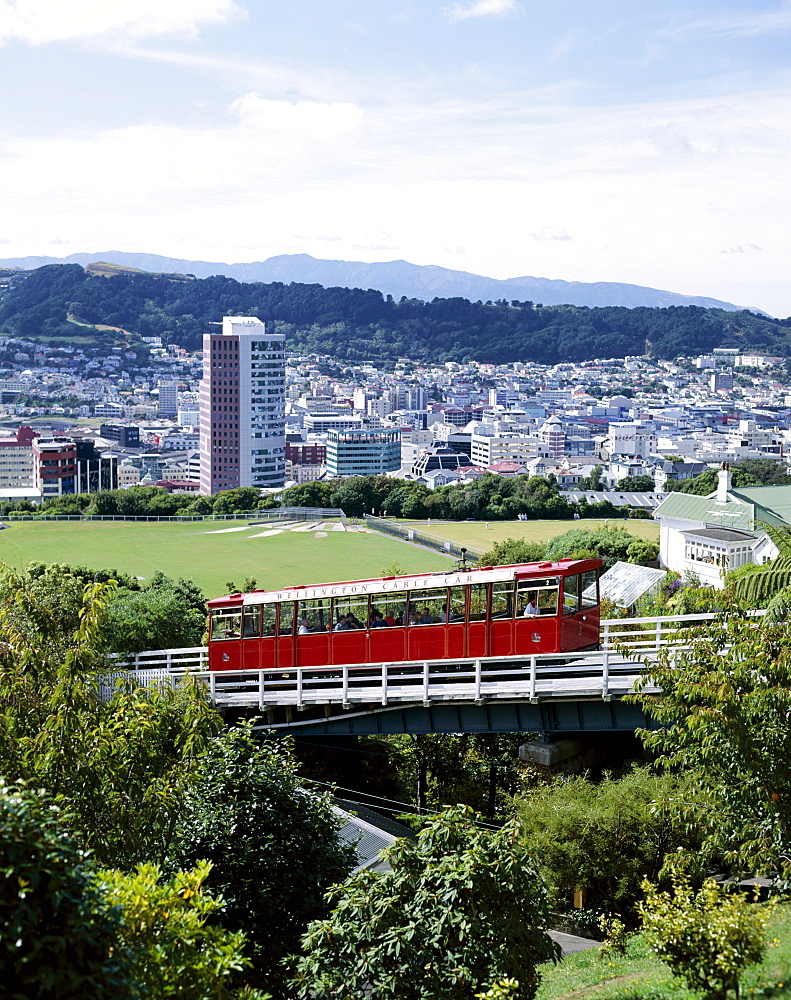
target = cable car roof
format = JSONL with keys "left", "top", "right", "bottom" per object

{"left": 208, "top": 559, "right": 601, "bottom": 609}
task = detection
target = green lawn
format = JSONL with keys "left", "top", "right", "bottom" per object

{"left": 401, "top": 518, "right": 659, "bottom": 552}
{"left": 538, "top": 905, "right": 791, "bottom": 1000}
{"left": 0, "top": 520, "right": 452, "bottom": 599}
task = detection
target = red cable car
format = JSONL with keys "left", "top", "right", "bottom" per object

{"left": 206, "top": 559, "right": 602, "bottom": 673}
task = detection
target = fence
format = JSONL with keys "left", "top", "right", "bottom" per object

{"left": 364, "top": 515, "right": 484, "bottom": 563}
{"left": 4, "top": 506, "right": 346, "bottom": 525}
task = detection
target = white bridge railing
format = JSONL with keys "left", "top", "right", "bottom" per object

{"left": 109, "top": 612, "right": 731, "bottom": 719}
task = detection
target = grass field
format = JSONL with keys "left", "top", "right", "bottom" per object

{"left": 538, "top": 905, "right": 791, "bottom": 1000}
{"left": 0, "top": 520, "right": 452, "bottom": 598}
{"left": 402, "top": 518, "right": 659, "bottom": 552}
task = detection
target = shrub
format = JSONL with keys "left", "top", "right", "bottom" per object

{"left": 639, "top": 870, "right": 773, "bottom": 1000}
{"left": 515, "top": 768, "right": 704, "bottom": 921}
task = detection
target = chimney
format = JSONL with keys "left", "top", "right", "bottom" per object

{"left": 717, "top": 462, "right": 732, "bottom": 502}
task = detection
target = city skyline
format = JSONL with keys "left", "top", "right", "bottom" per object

{"left": 0, "top": 1, "right": 789, "bottom": 316}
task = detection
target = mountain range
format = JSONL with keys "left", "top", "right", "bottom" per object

{"left": 0, "top": 251, "right": 751, "bottom": 313}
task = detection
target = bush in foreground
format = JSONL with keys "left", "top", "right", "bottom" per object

{"left": 292, "top": 805, "right": 559, "bottom": 1000}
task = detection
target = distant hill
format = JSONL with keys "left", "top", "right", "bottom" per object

{"left": 0, "top": 251, "right": 755, "bottom": 313}
{"left": 0, "top": 263, "right": 788, "bottom": 366}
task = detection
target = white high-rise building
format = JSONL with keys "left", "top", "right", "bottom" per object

{"left": 199, "top": 316, "right": 285, "bottom": 495}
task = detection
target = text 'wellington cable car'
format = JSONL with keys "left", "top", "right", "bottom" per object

{"left": 206, "top": 558, "right": 602, "bottom": 673}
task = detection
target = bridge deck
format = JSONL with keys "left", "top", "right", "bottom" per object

{"left": 111, "top": 612, "right": 724, "bottom": 733}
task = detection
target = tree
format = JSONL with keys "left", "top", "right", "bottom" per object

{"left": 165, "top": 723, "right": 356, "bottom": 996}
{"left": 0, "top": 563, "right": 220, "bottom": 867}
{"left": 630, "top": 605, "right": 791, "bottom": 876}
{"left": 0, "top": 778, "right": 134, "bottom": 1000}
{"left": 544, "top": 525, "right": 637, "bottom": 569}
{"left": 616, "top": 475, "right": 655, "bottom": 491}
{"left": 293, "top": 805, "right": 559, "bottom": 1000}
{"left": 103, "top": 573, "right": 207, "bottom": 652}
{"left": 478, "top": 537, "right": 546, "bottom": 566}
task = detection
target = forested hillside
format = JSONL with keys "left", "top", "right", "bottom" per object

{"left": 2, "top": 263, "right": 789, "bottom": 364}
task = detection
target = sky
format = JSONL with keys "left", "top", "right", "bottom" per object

{"left": 0, "top": 0, "right": 789, "bottom": 316}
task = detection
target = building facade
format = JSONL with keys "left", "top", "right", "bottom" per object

{"left": 199, "top": 316, "right": 285, "bottom": 495}
{"left": 326, "top": 428, "right": 401, "bottom": 477}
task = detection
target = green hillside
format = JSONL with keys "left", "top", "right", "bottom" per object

{"left": 1, "top": 263, "right": 789, "bottom": 364}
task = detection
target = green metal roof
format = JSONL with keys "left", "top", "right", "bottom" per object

{"left": 653, "top": 491, "right": 756, "bottom": 531}
{"left": 730, "top": 486, "right": 791, "bottom": 528}
{"left": 654, "top": 485, "right": 791, "bottom": 532}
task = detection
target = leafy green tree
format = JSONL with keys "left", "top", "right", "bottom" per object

{"left": 545, "top": 525, "right": 636, "bottom": 569}
{"left": 515, "top": 769, "right": 703, "bottom": 921}
{"left": 734, "top": 458, "right": 791, "bottom": 486}
{"left": 616, "top": 475, "right": 655, "bottom": 491}
{"left": 0, "top": 563, "right": 220, "bottom": 867}
{"left": 96, "top": 861, "right": 267, "bottom": 1000}
{"left": 639, "top": 868, "right": 773, "bottom": 1000}
{"left": 630, "top": 605, "right": 791, "bottom": 876}
{"left": 103, "top": 573, "right": 207, "bottom": 652}
{"left": 0, "top": 778, "right": 134, "bottom": 1000}
{"left": 165, "top": 724, "right": 356, "bottom": 997}
{"left": 280, "top": 480, "right": 338, "bottom": 508}
{"left": 293, "top": 805, "right": 560, "bottom": 1000}
{"left": 665, "top": 467, "right": 760, "bottom": 495}
{"left": 478, "top": 537, "right": 546, "bottom": 566}
{"left": 212, "top": 487, "right": 265, "bottom": 515}
{"left": 578, "top": 464, "right": 604, "bottom": 490}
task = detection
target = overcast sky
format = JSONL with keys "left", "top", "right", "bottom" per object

{"left": 0, "top": 0, "right": 789, "bottom": 315}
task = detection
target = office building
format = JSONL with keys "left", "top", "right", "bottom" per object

{"left": 199, "top": 316, "right": 285, "bottom": 494}
{"left": 0, "top": 425, "right": 37, "bottom": 488}
{"left": 157, "top": 381, "right": 178, "bottom": 418}
{"left": 326, "top": 428, "right": 401, "bottom": 477}
{"left": 100, "top": 423, "right": 141, "bottom": 448}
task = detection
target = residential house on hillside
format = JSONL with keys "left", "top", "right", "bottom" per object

{"left": 653, "top": 466, "right": 791, "bottom": 587}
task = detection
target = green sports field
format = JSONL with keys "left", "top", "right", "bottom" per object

{"left": 402, "top": 517, "right": 659, "bottom": 551}
{"left": 0, "top": 520, "right": 452, "bottom": 599}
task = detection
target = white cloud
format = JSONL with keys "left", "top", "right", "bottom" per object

{"left": 531, "top": 226, "right": 571, "bottom": 242}
{"left": 721, "top": 244, "right": 763, "bottom": 254}
{"left": 0, "top": 0, "right": 243, "bottom": 45}
{"left": 443, "top": 0, "right": 521, "bottom": 24}
{"left": 663, "top": 3, "right": 791, "bottom": 40}
{"left": 230, "top": 93, "right": 364, "bottom": 140}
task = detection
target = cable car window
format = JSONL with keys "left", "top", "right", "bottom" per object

{"left": 331, "top": 596, "right": 369, "bottom": 630}
{"left": 562, "top": 574, "right": 581, "bottom": 615}
{"left": 369, "top": 593, "right": 407, "bottom": 627}
{"left": 242, "top": 607, "right": 260, "bottom": 637}
{"left": 278, "top": 601, "right": 295, "bottom": 636}
{"left": 407, "top": 587, "right": 448, "bottom": 625}
{"left": 443, "top": 586, "right": 467, "bottom": 622}
{"left": 211, "top": 609, "right": 242, "bottom": 639}
{"left": 581, "top": 570, "right": 599, "bottom": 609}
{"left": 297, "top": 598, "right": 331, "bottom": 634}
{"left": 516, "top": 578, "right": 559, "bottom": 616}
{"left": 491, "top": 582, "right": 514, "bottom": 619}
{"left": 260, "top": 604, "right": 277, "bottom": 637}
{"left": 469, "top": 583, "right": 488, "bottom": 621}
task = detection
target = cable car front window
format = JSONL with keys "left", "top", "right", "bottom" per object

{"left": 562, "top": 574, "right": 581, "bottom": 615}
{"left": 516, "top": 578, "right": 559, "bottom": 616}
{"left": 581, "top": 570, "right": 599, "bottom": 609}
{"left": 211, "top": 609, "right": 242, "bottom": 639}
